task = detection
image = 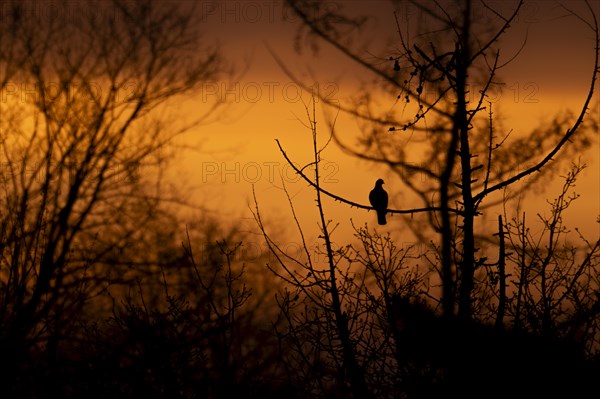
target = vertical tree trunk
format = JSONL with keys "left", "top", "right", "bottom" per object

{"left": 457, "top": 0, "right": 476, "bottom": 321}
{"left": 311, "top": 105, "right": 371, "bottom": 399}
{"left": 495, "top": 215, "right": 507, "bottom": 330}
{"left": 440, "top": 137, "right": 457, "bottom": 319}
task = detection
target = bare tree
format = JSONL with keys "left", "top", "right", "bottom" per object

{"left": 252, "top": 101, "right": 369, "bottom": 398}
{"left": 278, "top": 0, "right": 598, "bottom": 319}
{"left": 492, "top": 163, "right": 600, "bottom": 353}
{"left": 26, "top": 215, "right": 284, "bottom": 398}
{"left": 252, "top": 0, "right": 600, "bottom": 397}
{"left": 0, "top": 0, "right": 225, "bottom": 391}
{"left": 255, "top": 106, "right": 599, "bottom": 398}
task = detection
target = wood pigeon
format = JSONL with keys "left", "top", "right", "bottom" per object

{"left": 369, "top": 178, "right": 388, "bottom": 225}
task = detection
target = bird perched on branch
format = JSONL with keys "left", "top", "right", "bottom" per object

{"left": 369, "top": 178, "right": 388, "bottom": 225}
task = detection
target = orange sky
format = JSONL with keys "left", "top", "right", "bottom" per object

{"left": 170, "top": 0, "right": 599, "bottom": 255}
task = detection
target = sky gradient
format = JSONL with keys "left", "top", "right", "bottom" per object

{"left": 171, "top": 0, "right": 599, "bottom": 252}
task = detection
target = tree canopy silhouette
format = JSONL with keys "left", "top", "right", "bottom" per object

{"left": 253, "top": 1, "right": 600, "bottom": 397}
{"left": 0, "top": 0, "right": 226, "bottom": 393}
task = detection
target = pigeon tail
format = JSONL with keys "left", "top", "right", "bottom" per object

{"left": 377, "top": 211, "right": 387, "bottom": 225}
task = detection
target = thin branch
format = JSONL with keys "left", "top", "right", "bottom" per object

{"left": 275, "top": 138, "right": 464, "bottom": 216}
{"left": 474, "top": 6, "right": 599, "bottom": 202}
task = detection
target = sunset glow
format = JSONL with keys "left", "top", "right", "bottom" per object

{"left": 0, "top": 1, "right": 598, "bottom": 397}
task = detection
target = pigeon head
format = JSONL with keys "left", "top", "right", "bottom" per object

{"left": 376, "top": 178, "right": 385, "bottom": 186}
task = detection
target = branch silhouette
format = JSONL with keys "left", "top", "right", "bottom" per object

{"left": 275, "top": 139, "right": 464, "bottom": 216}
{"left": 474, "top": 1, "right": 599, "bottom": 203}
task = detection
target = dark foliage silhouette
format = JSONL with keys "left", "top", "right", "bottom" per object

{"left": 389, "top": 295, "right": 595, "bottom": 398}
{"left": 2, "top": 216, "right": 286, "bottom": 398}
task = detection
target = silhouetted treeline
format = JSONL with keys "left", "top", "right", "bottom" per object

{"left": 1, "top": 0, "right": 599, "bottom": 398}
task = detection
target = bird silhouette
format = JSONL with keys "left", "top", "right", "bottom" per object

{"left": 369, "top": 178, "right": 388, "bottom": 225}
